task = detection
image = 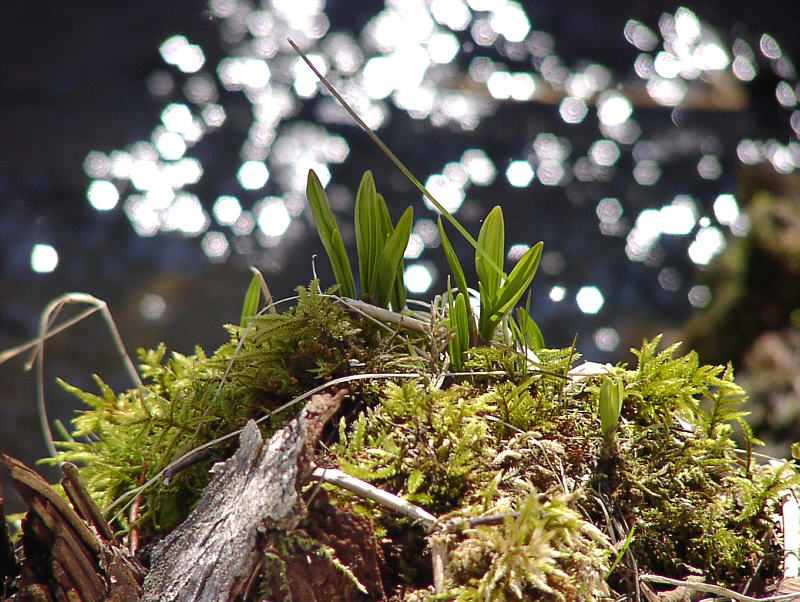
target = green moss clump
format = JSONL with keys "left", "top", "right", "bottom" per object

{"left": 46, "top": 285, "right": 800, "bottom": 599}
{"left": 48, "top": 283, "right": 376, "bottom": 536}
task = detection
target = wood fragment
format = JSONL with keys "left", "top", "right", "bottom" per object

{"left": 0, "top": 454, "right": 145, "bottom": 601}
{"left": 142, "top": 398, "right": 327, "bottom": 601}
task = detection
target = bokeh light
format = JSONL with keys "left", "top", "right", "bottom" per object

{"left": 30, "top": 244, "right": 59, "bottom": 274}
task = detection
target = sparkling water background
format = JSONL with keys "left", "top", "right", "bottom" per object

{"left": 2, "top": 0, "right": 799, "bottom": 512}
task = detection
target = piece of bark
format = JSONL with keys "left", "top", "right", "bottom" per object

{"left": 142, "top": 390, "right": 347, "bottom": 602}
{"left": 0, "top": 455, "right": 145, "bottom": 602}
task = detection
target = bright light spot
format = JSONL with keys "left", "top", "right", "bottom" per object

{"left": 255, "top": 197, "right": 291, "bottom": 237}
{"left": 233, "top": 211, "right": 256, "bottom": 236}
{"left": 213, "top": 196, "right": 242, "bottom": 225}
{"left": 202, "top": 104, "right": 227, "bottom": 128}
{"left": 237, "top": 161, "right": 269, "bottom": 190}
{"left": 596, "top": 198, "right": 623, "bottom": 224}
{"left": 430, "top": 0, "right": 471, "bottom": 29}
{"left": 697, "top": 154, "right": 721, "bottom": 180}
{"left": 759, "top": 33, "right": 782, "bottom": 59}
{"left": 633, "top": 159, "right": 661, "bottom": 186}
{"left": 467, "top": 56, "right": 496, "bottom": 83}
{"left": 31, "top": 244, "right": 58, "bottom": 273}
{"left": 161, "top": 103, "right": 194, "bottom": 134}
{"left": 694, "top": 43, "right": 729, "bottom": 71}
{"left": 506, "top": 160, "right": 534, "bottom": 187}
{"left": 153, "top": 129, "right": 187, "bottom": 160}
{"left": 167, "top": 158, "right": 203, "bottom": 186}
{"left": 549, "top": 285, "right": 566, "bottom": 302}
{"left": 201, "top": 231, "right": 230, "bottom": 262}
{"left": 470, "top": 17, "right": 497, "bottom": 46}
{"left": 486, "top": 70, "right": 512, "bottom": 99}
{"left": 405, "top": 233, "right": 424, "bottom": 258}
{"left": 159, "top": 35, "right": 205, "bottom": 73}
{"left": 589, "top": 140, "right": 620, "bottom": 166}
{"left": 130, "top": 159, "right": 161, "bottom": 191}
{"left": 658, "top": 267, "right": 682, "bottom": 291}
{"left": 413, "top": 218, "right": 439, "bottom": 245}
{"left": 593, "top": 327, "right": 620, "bottom": 352}
{"left": 124, "top": 195, "right": 160, "bottom": 236}
{"left": 217, "top": 57, "right": 271, "bottom": 90}
{"left": 533, "top": 133, "right": 570, "bottom": 160}
{"left": 423, "top": 174, "right": 465, "bottom": 213}
{"left": 536, "top": 160, "right": 564, "bottom": 186}
{"left": 559, "top": 97, "right": 588, "bottom": 124}
{"left": 654, "top": 51, "right": 682, "bottom": 79}
{"left": 507, "top": 244, "right": 530, "bottom": 262}
{"left": 139, "top": 294, "right": 166, "bottom": 320}
{"left": 660, "top": 199, "right": 696, "bottom": 235}
{"left": 732, "top": 55, "right": 757, "bottom": 81}
{"left": 688, "top": 284, "right": 712, "bottom": 308}
{"left": 108, "top": 151, "right": 133, "bottom": 179}
{"left": 634, "top": 53, "right": 656, "bottom": 79}
{"left": 510, "top": 73, "right": 536, "bottom": 100}
{"left": 597, "top": 94, "right": 632, "bottom": 126}
{"left": 405, "top": 263, "right": 434, "bottom": 294}
{"left": 391, "top": 43, "right": 431, "bottom": 91}
{"left": 688, "top": 226, "right": 725, "bottom": 265}
{"left": 674, "top": 7, "right": 701, "bottom": 43}
{"left": 713, "top": 194, "right": 739, "bottom": 225}
{"left": 461, "top": 149, "right": 496, "bottom": 185}
{"left": 428, "top": 32, "right": 460, "bottom": 63}
{"left": 776, "top": 81, "right": 798, "bottom": 108}
{"left": 576, "top": 286, "right": 604, "bottom": 314}
{"left": 625, "top": 208, "right": 661, "bottom": 261}
{"left": 647, "top": 77, "right": 687, "bottom": 106}
{"left": 362, "top": 56, "right": 395, "bottom": 99}
{"left": 163, "top": 194, "right": 208, "bottom": 236}
{"left": 489, "top": 1, "right": 530, "bottom": 42}
{"left": 736, "top": 139, "right": 761, "bottom": 165}
{"left": 293, "top": 54, "right": 327, "bottom": 97}
{"left": 83, "top": 151, "right": 109, "bottom": 178}
{"left": 624, "top": 19, "right": 658, "bottom": 51}
{"left": 87, "top": 180, "right": 119, "bottom": 211}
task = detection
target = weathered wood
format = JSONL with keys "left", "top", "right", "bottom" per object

{"left": 142, "top": 390, "right": 348, "bottom": 602}
{"left": 0, "top": 455, "right": 144, "bottom": 602}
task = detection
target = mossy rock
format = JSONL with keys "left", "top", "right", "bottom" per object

{"left": 33, "top": 283, "right": 800, "bottom": 600}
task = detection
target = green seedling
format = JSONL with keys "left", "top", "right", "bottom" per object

{"left": 439, "top": 208, "right": 543, "bottom": 344}
{"left": 292, "top": 38, "right": 544, "bottom": 366}
{"left": 598, "top": 376, "right": 625, "bottom": 437}
{"left": 306, "top": 169, "right": 412, "bottom": 310}
{"left": 239, "top": 269, "right": 264, "bottom": 328}
{"left": 447, "top": 288, "right": 470, "bottom": 372}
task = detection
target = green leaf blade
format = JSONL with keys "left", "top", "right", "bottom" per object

{"left": 438, "top": 217, "right": 469, "bottom": 298}
{"left": 475, "top": 206, "right": 505, "bottom": 304}
{"left": 239, "top": 270, "right": 263, "bottom": 328}
{"left": 375, "top": 206, "right": 413, "bottom": 308}
{"left": 354, "top": 170, "right": 384, "bottom": 299}
{"left": 306, "top": 170, "right": 357, "bottom": 298}
{"left": 494, "top": 242, "right": 543, "bottom": 316}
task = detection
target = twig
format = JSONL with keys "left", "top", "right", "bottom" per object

{"left": 639, "top": 574, "right": 800, "bottom": 601}
{"left": 311, "top": 466, "right": 436, "bottom": 528}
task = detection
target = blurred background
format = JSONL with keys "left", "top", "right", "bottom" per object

{"left": 2, "top": 0, "right": 800, "bottom": 513}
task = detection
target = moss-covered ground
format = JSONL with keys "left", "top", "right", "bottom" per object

{"left": 48, "top": 282, "right": 800, "bottom": 600}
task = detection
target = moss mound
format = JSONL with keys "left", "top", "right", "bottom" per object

{"left": 49, "top": 283, "right": 799, "bottom": 600}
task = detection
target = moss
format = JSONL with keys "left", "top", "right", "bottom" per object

{"left": 47, "top": 286, "right": 800, "bottom": 599}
